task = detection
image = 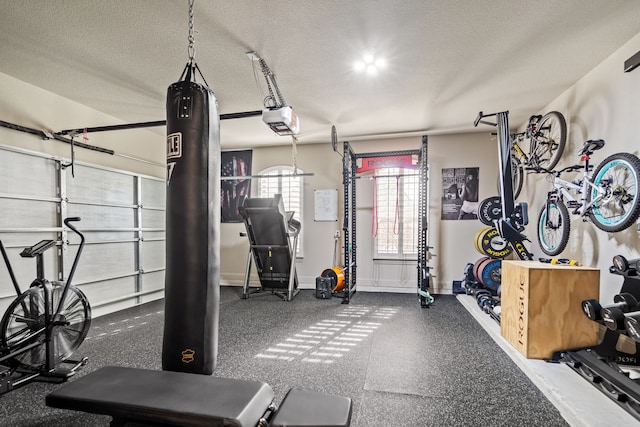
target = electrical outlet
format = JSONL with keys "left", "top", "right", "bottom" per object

{"left": 334, "top": 231, "right": 340, "bottom": 238}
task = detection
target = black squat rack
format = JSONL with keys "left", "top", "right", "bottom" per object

{"left": 340, "top": 136, "right": 432, "bottom": 306}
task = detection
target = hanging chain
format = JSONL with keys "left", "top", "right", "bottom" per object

{"left": 187, "top": 0, "right": 196, "bottom": 62}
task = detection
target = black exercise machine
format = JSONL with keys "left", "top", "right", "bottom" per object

{"left": 0, "top": 217, "right": 90, "bottom": 395}
{"left": 239, "top": 194, "right": 301, "bottom": 301}
{"left": 562, "top": 255, "right": 640, "bottom": 421}
{"left": 474, "top": 111, "right": 533, "bottom": 260}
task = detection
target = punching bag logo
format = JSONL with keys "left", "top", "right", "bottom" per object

{"left": 167, "top": 163, "right": 176, "bottom": 187}
{"left": 167, "top": 132, "right": 182, "bottom": 159}
{"left": 167, "top": 132, "right": 182, "bottom": 187}
{"left": 181, "top": 349, "right": 195, "bottom": 363}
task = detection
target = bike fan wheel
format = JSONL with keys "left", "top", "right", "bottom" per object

{"left": 588, "top": 152, "right": 640, "bottom": 233}
{"left": 537, "top": 201, "right": 570, "bottom": 256}
{"left": 533, "top": 111, "right": 567, "bottom": 170}
{"left": 0, "top": 284, "right": 91, "bottom": 370}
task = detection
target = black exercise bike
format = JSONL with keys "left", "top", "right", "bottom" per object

{"left": 0, "top": 217, "right": 91, "bottom": 394}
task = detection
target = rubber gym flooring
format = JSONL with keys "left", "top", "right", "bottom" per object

{"left": 1, "top": 287, "right": 568, "bottom": 426}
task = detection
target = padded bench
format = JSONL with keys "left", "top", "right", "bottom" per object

{"left": 270, "top": 388, "right": 352, "bottom": 427}
{"left": 46, "top": 366, "right": 352, "bottom": 427}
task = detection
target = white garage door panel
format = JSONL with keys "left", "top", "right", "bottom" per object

{"left": 0, "top": 144, "right": 165, "bottom": 318}
{"left": 68, "top": 231, "right": 136, "bottom": 245}
{"left": 143, "top": 231, "right": 165, "bottom": 240}
{"left": 73, "top": 242, "right": 136, "bottom": 283}
{"left": 142, "top": 209, "right": 165, "bottom": 229}
{"left": 141, "top": 177, "right": 165, "bottom": 207}
{"left": 65, "top": 165, "right": 134, "bottom": 205}
{"left": 0, "top": 150, "right": 57, "bottom": 198}
{"left": 0, "top": 199, "right": 58, "bottom": 228}
{"left": 77, "top": 276, "right": 137, "bottom": 307}
{"left": 66, "top": 204, "right": 136, "bottom": 229}
{"left": 141, "top": 271, "right": 164, "bottom": 291}
{"left": 141, "top": 240, "right": 165, "bottom": 271}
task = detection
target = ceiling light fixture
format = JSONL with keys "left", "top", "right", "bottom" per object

{"left": 353, "top": 52, "right": 386, "bottom": 75}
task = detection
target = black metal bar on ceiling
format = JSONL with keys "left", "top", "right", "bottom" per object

{"left": 58, "top": 110, "right": 263, "bottom": 135}
{"left": 0, "top": 120, "right": 114, "bottom": 155}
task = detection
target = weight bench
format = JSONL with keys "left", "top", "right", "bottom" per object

{"left": 46, "top": 366, "right": 352, "bottom": 427}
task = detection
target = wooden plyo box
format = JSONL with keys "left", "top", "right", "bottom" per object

{"left": 500, "top": 260, "right": 600, "bottom": 359}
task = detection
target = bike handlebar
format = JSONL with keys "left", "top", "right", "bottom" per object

{"left": 64, "top": 216, "right": 81, "bottom": 227}
{"left": 474, "top": 111, "right": 484, "bottom": 127}
{"left": 54, "top": 217, "right": 85, "bottom": 318}
{"left": 474, "top": 110, "right": 508, "bottom": 128}
{"left": 474, "top": 111, "right": 497, "bottom": 127}
{"left": 526, "top": 164, "right": 582, "bottom": 175}
{"left": 560, "top": 164, "right": 583, "bottom": 174}
{"left": 64, "top": 217, "right": 85, "bottom": 252}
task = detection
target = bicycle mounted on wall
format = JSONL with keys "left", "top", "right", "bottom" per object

{"left": 507, "top": 112, "right": 567, "bottom": 199}
{"left": 474, "top": 111, "right": 533, "bottom": 260}
{"left": 535, "top": 140, "right": 640, "bottom": 256}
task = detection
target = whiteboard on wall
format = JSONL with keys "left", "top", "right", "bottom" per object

{"left": 314, "top": 189, "right": 338, "bottom": 221}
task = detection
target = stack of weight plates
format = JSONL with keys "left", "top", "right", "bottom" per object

{"left": 473, "top": 226, "right": 512, "bottom": 259}
{"left": 471, "top": 256, "right": 502, "bottom": 294}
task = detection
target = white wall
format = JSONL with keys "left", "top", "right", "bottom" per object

{"left": 520, "top": 32, "right": 640, "bottom": 302}
{"left": 0, "top": 72, "right": 164, "bottom": 178}
{"left": 426, "top": 133, "right": 500, "bottom": 293}
{"left": 220, "top": 133, "right": 499, "bottom": 295}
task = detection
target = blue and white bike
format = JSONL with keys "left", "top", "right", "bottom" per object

{"left": 537, "top": 139, "right": 640, "bottom": 256}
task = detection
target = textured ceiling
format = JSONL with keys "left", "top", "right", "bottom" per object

{"left": 0, "top": 1, "right": 639, "bottom": 149}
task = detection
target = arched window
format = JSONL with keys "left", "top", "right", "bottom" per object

{"left": 257, "top": 166, "right": 304, "bottom": 256}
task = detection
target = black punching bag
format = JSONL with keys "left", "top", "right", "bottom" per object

{"left": 162, "top": 67, "right": 220, "bottom": 374}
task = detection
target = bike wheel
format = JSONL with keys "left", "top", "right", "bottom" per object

{"left": 496, "top": 156, "right": 524, "bottom": 199}
{"left": 512, "top": 158, "right": 524, "bottom": 199}
{"left": 537, "top": 200, "right": 570, "bottom": 256}
{"left": 0, "top": 283, "right": 91, "bottom": 369}
{"left": 532, "top": 111, "right": 567, "bottom": 170}
{"left": 588, "top": 152, "right": 640, "bottom": 232}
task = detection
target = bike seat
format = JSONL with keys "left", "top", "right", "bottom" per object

{"left": 579, "top": 139, "right": 605, "bottom": 156}
{"left": 20, "top": 239, "right": 56, "bottom": 257}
